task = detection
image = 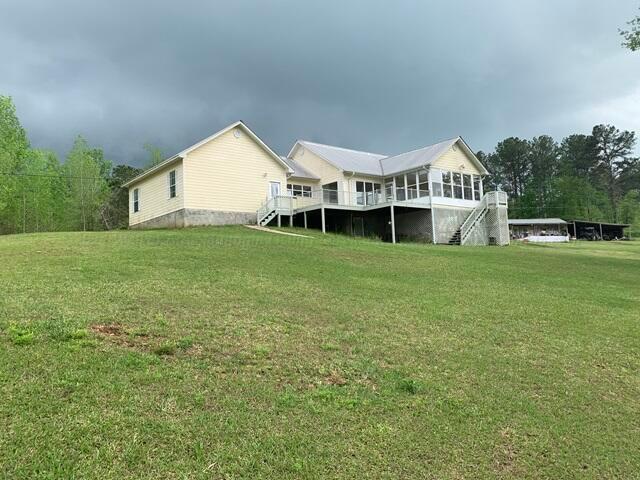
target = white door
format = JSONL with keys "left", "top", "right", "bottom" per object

{"left": 269, "top": 181, "right": 281, "bottom": 198}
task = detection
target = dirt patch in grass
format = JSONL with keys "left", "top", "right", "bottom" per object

{"left": 493, "top": 427, "right": 520, "bottom": 476}
{"left": 91, "top": 324, "right": 126, "bottom": 336}
{"left": 91, "top": 324, "right": 149, "bottom": 350}
{"left": 324, "top": 371, "right": 347, "bottom": 386}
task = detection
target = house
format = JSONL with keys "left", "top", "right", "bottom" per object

{"left": 509, "top": 218, "right": 570, "bottom": 242}
{"left": 124, "top": 121, "right": 509, "bottom": 245}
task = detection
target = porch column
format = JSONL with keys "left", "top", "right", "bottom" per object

{"left": 321, "top": 207, "right": 326, "bottom": 234}
{"left": 428, "top": 169, "right": 437, "bottom": 244}
{"left": 390, "top": 205, "right": 396, "bottom": 244}
{"left": 303, "top": 211, "right": 307, "bottom": 229}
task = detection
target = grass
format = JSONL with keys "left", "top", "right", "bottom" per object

{"left": 0, "top": 226, "right": 639, "bottom": 479}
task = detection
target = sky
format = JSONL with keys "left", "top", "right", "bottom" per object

{"left": 1, "top": 0, "right": 639, "bottom": 167}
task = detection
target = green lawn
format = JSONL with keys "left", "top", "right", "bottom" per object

{"left": 1, "top": 227, "right": 639, "bottom": 479}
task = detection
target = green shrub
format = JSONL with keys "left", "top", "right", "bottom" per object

{"left": 176, "top": 337, "right": 194, "bottom": 350}
{"left": 397, "top": 378, "right": 422, "bottom": 395}
{"left": 9, "top": 326, "right": 35, "bottom": 346}
{"left": 70, "top": 329, "right": 88, "bottom": 340}
{"left": 153, "top": 344, "right": 176, "bottom": 356}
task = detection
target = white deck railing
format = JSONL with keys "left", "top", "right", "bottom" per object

{"left": 256, "top": 195, "right": 295, "bottom": 224}
{"left": 291, "top": 187, "right": 431, "bottom": 211}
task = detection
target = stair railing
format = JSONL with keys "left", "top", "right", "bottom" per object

{"left": 459, "top": 194, "right": 489, "bottom": 245}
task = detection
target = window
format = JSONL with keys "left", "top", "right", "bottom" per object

{"left": 453, "top": 173, "right": 463, "bottom": 199}
{"left": 442, "top": 171, "right": 452, "bottom": 198}
{"left": 287, "top": 183, "right": 313, "bottom": 198}
{"left": 407, "top": 173, "right": 417, "bottom": 199}
{"left": 418, "top": 172, "right": 429, "bottom": 197}
{"left": 356, "top": 181, "right": 365, "bottom": 205}
{"left": 323, "top": 182, "right": 338, "bottom": 204}
{"left": 395, "top": 175, "right": 406, "bottom": 201}
{"left": 169, "top": 170, "right": 176, "bottom": 198}
{"left": 356, "top": 181, "right": 381, "bottom": 205}
{"left": 431, "top": 169, "right": 443, "bottom": 197}
{"left": 133, "top": 188, "right": 139, "bottom": 213}
{"left": 473, "top": 175, "right": 482, "bottom": 200}
{"left": 385, "top": 180, "right": 394, "bottom": 201}
{"left": 463, "top": 174, "right": 472, "bottom": 200}
{"left": 372, "top": 183, "right": 381, "bottom": 205}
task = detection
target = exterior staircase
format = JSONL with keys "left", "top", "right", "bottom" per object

{"left": 456, "top": 191, "right": 509, "bottom": 246}
{"left": 259, "top": 210, "right": 277, "bottom": 226}
{"left": 448, "top": 228, "right": 461, "bottom": 245}
{"left": 256, "top": 195, "right": 294, "bottom": 226}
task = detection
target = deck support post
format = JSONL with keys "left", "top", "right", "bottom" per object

{"left": 277, "top": 214, "right": 281, "bottom": 228}
{"left": 321, "top": 207, "right": 326, "bottom": 234}
{"left": 390, "top": 205, "right": 396, "bottom": 244}
{"left": 289, "top": 215, "right": 293, "bottom": 227}
{"left": 303, "top": 211, "right": 307, "bottom": 229}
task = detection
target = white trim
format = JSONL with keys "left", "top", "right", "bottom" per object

{"left": 454, "top": 137, "right": 490, "bottom": 175}
{"left": 123, "top": 155, "right": 182, "bottom": 188}
{"left": 124, "top": 121, "right": 292, "bottom": 188}
{"left": 287, "top": 141, "right": 344, "bottom": 173}
{"left": 179, "top": 121, "right": 292, "bottom": 173}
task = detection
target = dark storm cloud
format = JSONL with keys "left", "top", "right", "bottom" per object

{"left": 1, "top": 0, "right": 639, "bottom": 166}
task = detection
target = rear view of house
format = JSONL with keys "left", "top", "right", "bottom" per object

{"left": 125, "top": 121, "right": 509, "bottom": 245}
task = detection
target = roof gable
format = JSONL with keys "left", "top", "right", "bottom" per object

{"left": 280, "top": 156, "right": 320, "bottom": 180}
{"left": 289, "top": 140, "right": 386, "bottom": 176}
{"left": 124, "top": 121, "right": 292, "bottom": 187}
{"left": 286, "top": 137, "right": 489, "bottom": 177}
{"left": 181, "top": 121, "right": 292, "bottom": 171}
{"left": 382, "top": 137, "right": 488, "bottom": 176}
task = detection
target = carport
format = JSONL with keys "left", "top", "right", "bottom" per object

{"left": 567, "top": 220, "right": 630, "bottom": 240}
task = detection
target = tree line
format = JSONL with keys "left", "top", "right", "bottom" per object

{"left": 0, "top": 95, "right": 157, "bottom": 235}
{"left": 1, "top": 94, "right": 639, "bottom": 235}
{"left": 477, "top": 127, "right": 639, "bottom": 227}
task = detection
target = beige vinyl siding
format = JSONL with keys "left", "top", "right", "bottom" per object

{"left": 433, "top": 144, "right": 481, "bottom": 175}
{"left": 286, "top": 177, "right": 320, "bottom": 187}
{"left": 292, "top": 147, "right": 343, "bottom": 186}
{"left": 129, "top": 161, "right": 184, "bottom": 226}
{"left": 183, "top": 128, "right": 288, "bottom": 212}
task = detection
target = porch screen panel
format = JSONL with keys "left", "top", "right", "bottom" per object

{"left": 418, "top": 172, "right": 429, "bottom": 197}
{"left": 463, "top": 174, "right": 472, "bottom": 200}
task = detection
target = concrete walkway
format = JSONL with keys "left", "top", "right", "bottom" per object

{"left": 244, "top": 225, "right": 313, "bottom": 238}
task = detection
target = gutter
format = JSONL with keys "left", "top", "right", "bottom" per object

{"left": 123, "top": 155, "right": 183, "bottom": 187}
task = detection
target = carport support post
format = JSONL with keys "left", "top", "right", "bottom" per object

{"left": 303, "top": 211, "right": 307, "bottom": 229}
{"left": 390, "top": 205, "right": 396, "bottom": 244}
{"left": 321, "top": 207, "right": 326, "bottom": 234}
{"left": 599, "top": 223, "right": 603, "bottom": 240}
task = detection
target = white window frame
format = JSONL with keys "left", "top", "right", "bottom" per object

{"left": 168, "top": 170, "right": 177, "bottom": 198}
{"left": 133, "top": 188, "right": 140, "bottom": 213}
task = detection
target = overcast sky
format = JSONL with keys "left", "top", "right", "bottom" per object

{"left": 1, "top": 0, "right": 639, "bottom": 166}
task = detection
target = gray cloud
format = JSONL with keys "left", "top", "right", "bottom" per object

{"left": 1, "top": 0, "right": 639, "bottom": 167}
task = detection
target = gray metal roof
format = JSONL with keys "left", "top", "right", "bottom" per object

{"left": 381, "top": 138, "right": 459, "bottom": 175}
{"left": 297, "top": 141, "right": 387, "bottom": 176}
{"left": 294, "top": 137, "right": 488, "bottom": 177}
{"left": 508, "top": 218, "right": 567, "bottom": 225}
{"left": 280, "top": 156, "right": 320, "bottom": 180}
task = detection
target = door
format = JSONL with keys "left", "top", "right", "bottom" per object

{"left": 269, "top": 181, "right": 281, "bottom": 198}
